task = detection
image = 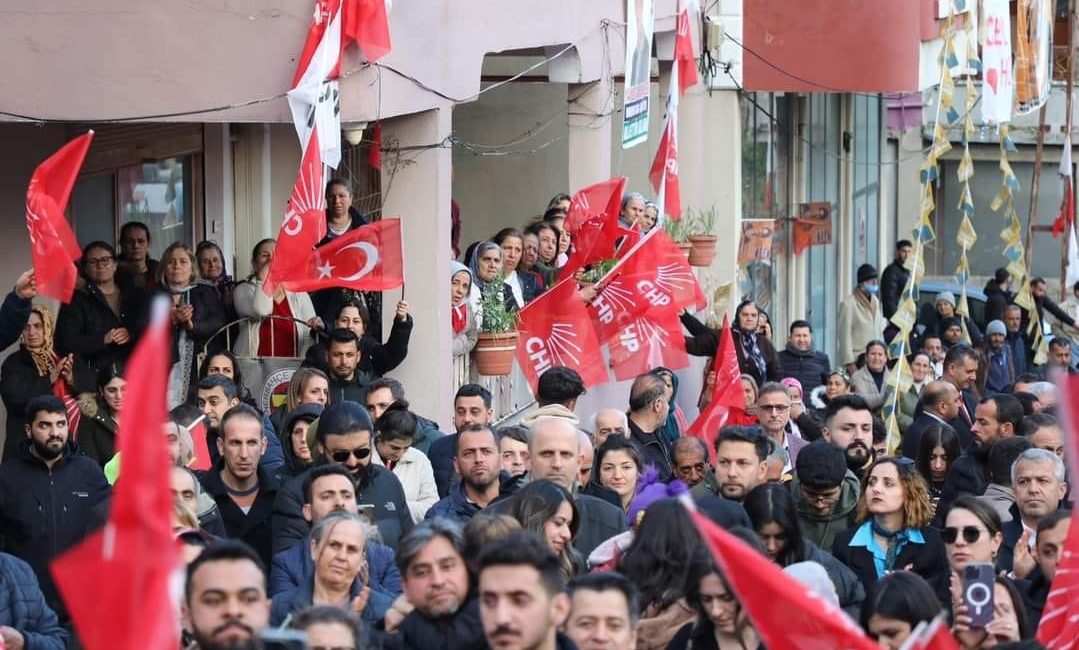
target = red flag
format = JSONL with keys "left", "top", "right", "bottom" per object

{"left": 564, "top": 177, "right": 626, "bottom": 234}
{"left": 559, "top": 212, "right": 625, "bottom": 281}
{"left": 1052, "top": 139, "right": 1074, "bottom": 238}
{"left": 904, "top": 616, "right": 962, "bottom": 650}
{"left": 25, "top": 132, "right": 93, "bottom": 303}
{"left": 685, "top": 316, "right": 746, "bottom": 462}
{"left": 368, "top": 122, "right": 383, "bottom": 170}
{"left": 342, "top": 0, "right": 391, "bottom": 63}
{"left": 516, "top": 278, "right": 608, "bottom": 392}
{"left": 589, "top": 230, "right": 705, "bottom": 343}
{"left": 266, "top": 128, "right": 328, "bottom": 295}
{"left": 288, "top": 1, "right": 345, "bottom": 169}
{"left": 608, "top": 310, "right": 689, "bottom": 381}
{"left": 674, "top": 0, "right": 700, "bottom": 94}
{"left": 690, "top": 508, "right": 879, "bottom": 650}
{"left": 649, "top": 87, "right": 681, "bottom": 219}
{"left": 282, "top": 218, "right": 404, "bottom": 293}
{"left": 51, "top": 298, "right": 180, "bottom": 650}
{"left": 292, "top": 0, "right": 344, "bottom": 84}
{"left": 186, "top": 416, "right": 211, "bottom": 471}
{"left": 1036, "top": 375, "right": 1079, "bottom": 646}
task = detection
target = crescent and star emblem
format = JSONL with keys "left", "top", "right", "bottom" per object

{"left": 317, "top": 241, "right": 380, "bottom": 281}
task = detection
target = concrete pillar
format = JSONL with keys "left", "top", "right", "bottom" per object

{"left": 380, "top": 107, "right": 454, "bottom": 426}
{"left": 568, "top": 78, "right": 613, "bottom": 191}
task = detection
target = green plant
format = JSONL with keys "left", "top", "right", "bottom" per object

{"left": 479, "top": 273, "right": 518, "bottom": 334}
{"left": 687, "top": 205, "right": 718, "bottom": 237}
{"left": 664, "top": 215, "right": 690, "bottom": 243}
{"left": 580, "top": 258, "right": 618, "bottom": 284}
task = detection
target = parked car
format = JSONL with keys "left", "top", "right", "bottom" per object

{"left": 916, "top": 279, "right": 988, "bottom": 331}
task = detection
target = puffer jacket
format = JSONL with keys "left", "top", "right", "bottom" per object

{"left": 268, "top": 535, "right": 401, "bottom": 598}
{"left": 55, "top": 283, "right": 146, "bottom": 394}
{"left": 76, "top": 394, "right": 119, "bottom": 467}
{"left": 271, "top": 573, "right": 394, "bottom": 628}
{"left": 0, "top": 552, "right": 67, "bottom": 650}
{"left": 777, "top": 343, "right": 832, "bottom": 394}
{"left": 789, "top": 469, "right": 860, "bottom": 552}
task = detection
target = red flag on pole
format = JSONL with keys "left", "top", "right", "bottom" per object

{"left": 690, "top": 508, "right": 879, "bottom": 650}
{"left": 674, "top": 0, "right": 701, "bottom": 95}
{"left": 608, "top": 310, "right": 689, "bottom": 381}
{"left": 559, "top": 213, "right": 625, "bottom": 281}
{"left": 685, "top": 316, "right": 747, "bottom": 462}
{"left": 281, "top": 218, "right": 404, "bottom": 293}
{"left": 342, "top": 0, "right": 392, "bottom": 62}
{"left": 289, "top": 0, "right": 344, "bottom": 169}
{"left": 903, "top": 616, "right": 962, "bottom": 650}
{"left": 564, "top": 177, "right": 627, "bottom": 235}
{"left": 186, "top": 415, "right": 211, "bottom": 471}
{"left": 516, "top": 278, "right": 608, "bottom": 392}
{"left": 51, "top": 297, "right": 180, "bottom": 650}
{"left": 649, "top": 75, "right": 682, "bottom": 220}
{"left": 25, "top": 131, "right": 93, "bottom": 303}
{"left": 266, "top": 128, "right": 328, "bottom": 295}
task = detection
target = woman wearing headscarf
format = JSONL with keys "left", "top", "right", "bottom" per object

{"left": 1, "top": 304, "right": 80, "bottom": 460}
{"left": 451, "top": 261, "right": 478, "bottom": 358}
{"left": 466, "top": 241, "right": 518, "bottom": 315}
{"left": 651, "top": 367, "right": 688, "bottom": 442}
{"left": 683, "top": 300, "right": 781, "bottom": 398}
{"left": 195, "top": 240, "right": 239, "bottom": 343}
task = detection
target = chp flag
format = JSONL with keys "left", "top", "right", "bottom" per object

{"left": 281, "top": 218, "right": 404, "bottom": 293}
{"left": 649, "top": 65, "right": 682, "bottom": 219}
{"left": 684, "top": 315, "right": 745, "bottom": 462}
{"left": 516, "top": 278, "right": 608, "bottom": 393}
{"left": 25, "top": 131, "right": 94, "bottom": 303}
{"left": 265, "top": 128, "right": 328, "bottom": 295}
{"left": 289, "top": 0, "right": 346, "bottom": 169}
{"left": 608, "top": 310, "right": 689, "bottom": 381}
{"left": 564, "top": 177, "right": 627, "bottom": 235}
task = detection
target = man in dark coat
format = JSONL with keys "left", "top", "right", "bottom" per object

{"left": 880, "top": 239, "right": 912, "bottom": 319}
{"left": 983, "top": 267, "right": 1013, "bottom": 326}
{"left": 777, "top": 320, "right": 832, "bottom": 394}
{"left": 0, "top": 396, "right": 110, "bottom": 622}
{"left": 428, "top": 384, "right": 494, "bottom": 498}
{"left": 0, "top": 552, "right": 67, "bottom": 650}
{"left": 272, "top": 401, "right": 413, "bottom": 554}
{"left": 325, "top": 329, "right": 373, "bottom": 405}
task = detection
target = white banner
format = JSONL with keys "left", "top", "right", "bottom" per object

{"left": 980, "top": 0, "right": 1014, "bottom": 125}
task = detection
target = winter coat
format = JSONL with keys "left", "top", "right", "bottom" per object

{"left": 413, "top": 415, "right": 444, "bottom": 456}
{"left": 983, "top": 282, "right": 1012, "bottom": 326}
{"left": 0, "top": 552, "right": 67, "bottom": 650}
{"left": 271, "top": 572, "right": 394, "bottom": 628}
{"left": 371, "top": 446, "right": 439, "bottom": 523}
{"left": 304, "top": 316, "right": 414, "bottom": 378}
{"left": 198, "top": 465, "right": 280, "bottom": 567}
{"left": 379, "top": 598, "right": 489, "bottom": 650}
{"left": 0, "top": 290, "right": 31, "bottom": 351}
{"left": 272, "top": 464, "right": 414, "bottom": 555}
{"left": 157, "top": 284, "right": 227, "bottom": 371}
{"left": 832, "top": 522, "right": 949, "bottom": 596}
{"left": 425, "top": 472, "right": 524, "bottom": 524}
{"left": 836, "top": 290, "right": 886, "bottom": 367}
{"left": 880, "top": 259, "right": 910, "bottom": 319}
{"left": 75, "top": 395, "right": 119, "bottom": 467}
{"left": 55, "top": 283, "right": 146, "bottom": 393}
{"left": 790, "top": 470, "right": 860, "bottom": 552}
{"left": 850, "top": 366, "right": 887, "bottom": 411}
{"left": 429, "top": 433, "right": 458, "bottom": 498}
{"left": 935, "top": 452, "right": 989, "bottom": 527}
{"left": 804, "top": 540, "right": 866, "bottom": 620}
{"left": 777, "top": 343, "right": 832, "bottom": 394}
{"left": 233, "top": 278, "right": 318, "bottom": 357}
{"left": 1, "top": 348, "right": 58, "bottom": 462}
{"left": 636, "top": 599, "right": 695, "bottom": 650}
{"left": 975, "top": 483, "right": 1016, "bottom": 525}
{"left": 0, "top": 446, "right": 110, "bottom": 618}
{"left": 629, "top": 419, "right": 673, "bottom": 481}
{"left": 269, "top": 535, "right": 401, "bottom": 598}
{"left": 681, "top": 313, "right": 781, "bottom": 387}
{"left": 328, "top": 371, "right": 373, "bottom": 405}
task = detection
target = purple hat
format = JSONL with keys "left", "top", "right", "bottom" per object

{"left": 625, "top": 467, "right": 689, "bottom": 528}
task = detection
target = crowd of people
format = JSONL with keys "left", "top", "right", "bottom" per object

{"left": 0, "top": 183, "right": 1072, "bottom": 650}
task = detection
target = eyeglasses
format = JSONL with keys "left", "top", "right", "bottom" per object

{"left": 800, "top": 486, "right": 841, "bottom": 503}
{"left": 330, "top": 447, "right": 371, "bottom": 463}
{"left": 86, "top": 256, "right": 114, "bottom": 267}
{"left": 942, "top": 526, "right": 985, "bottom": 544}
{"left": 758, "top": 404, "right": 790, "bottom": 413}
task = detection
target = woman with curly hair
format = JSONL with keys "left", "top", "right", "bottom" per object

{"left": 831, "top": 457, "right": 948, "bottom": 595}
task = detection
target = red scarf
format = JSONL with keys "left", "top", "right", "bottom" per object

{"left": 452, "top": 304, "right": 469, "bottom": 334}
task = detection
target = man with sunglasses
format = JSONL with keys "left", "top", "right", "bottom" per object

{"left": 272, "top": 401, "right": 413, "bottom": 554}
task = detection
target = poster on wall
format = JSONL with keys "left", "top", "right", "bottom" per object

{"left": 981, "top": 0, "right": 1014, "bottom": 124}
{"left": 622, "top": 0, "right": 655, "bottom": 149}
{"left": 1014, "top": 0, "right": 1053, "bottom": 116}
{"left": 738, "top": 219, "right": 776, "bottom": 265}
{"left": 792, "top": 202, "right": 833, "bottom": 255}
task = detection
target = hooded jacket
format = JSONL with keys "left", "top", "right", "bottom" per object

{"left": 371, "top": 446, "right": 439, "bottom": 524}
{"left": 0, "top": 552, "right": 67, "bottom": 650}
{"left": 789, "top": 469, "right": 860, "bottom": 552}
{"left": 777, "top": 343, "right": 832, "bottom": 394}
{"left": 55, "top": 283, "right": 146, "bottom": 393}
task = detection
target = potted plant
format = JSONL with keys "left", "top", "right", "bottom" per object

{"left": 579, "top": 258, "right": 618, "bottom": 287}
{"left": 473, "top": 274, "right": 519, "bottom": 376}
{"left": 664, "top": 215, "right": 693, "bottom": 259}
{"left": 686, "top": 205, "right": 718, "bottom": 267}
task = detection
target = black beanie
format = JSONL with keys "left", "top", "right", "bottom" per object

{"left": 795, "top": 440, "right": 848, "bottom": 490}
{"left": 857, "top": 264, "right": 878, "bottom": 284}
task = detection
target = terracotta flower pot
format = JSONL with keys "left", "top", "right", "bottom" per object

{"left": 473, "top": 331, "right": 520, "bottom": 376}
{"left": 688, "top": 235, "right": 717, "bottom": 267}
{"left": 677, "top": 242, "right": 694, "bottom": 259}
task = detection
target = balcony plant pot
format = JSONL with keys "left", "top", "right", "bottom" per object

{"left": 473, "top": 331, "right": 519, "bottom": 376}
{"left": 688, "top": 235, "right": 717, "bottom": 266}
{"left": 677, "top": 241, "right": 694, "bottom": 259}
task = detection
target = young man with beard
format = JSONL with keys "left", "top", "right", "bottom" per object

{"left": 196, "top": 374, "right": 284, "bottom": 473}
{"left": 713, "top": 427, "right": 769, "bottom": 503}
{"left": 936, "top": 393, "right": 1023, "bottom": 525}
{"left": 272, "top": 401, "right": 412, "bottom": 554}
{"left": 478, "top": 533, "right": 576, "bottom": 650}
{"left": 0, "top": 396, "right": 109, "bottom": 624}
{"left": 820, "top": 394, "right": 874, "bottom": 479}
{"left": 183, "top": 540, "right": 271, "bottom": 650}
{"left": 364, "top": 377, "right": 444, "bottom": 455}
{"left": 426, "top": 424, "right": 506, "bottom": 523}
{"left": 326, "top": 329, "right": 372, "bottom": 404}
{"left": 429, "top": 384, "right": 494, "bottom": 497}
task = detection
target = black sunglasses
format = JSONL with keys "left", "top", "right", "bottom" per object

{"left": 330, "top": 447, "right": 371, "bottom": 463}
{"left": 942, "top": 526, "right": 984, "bottom": 544}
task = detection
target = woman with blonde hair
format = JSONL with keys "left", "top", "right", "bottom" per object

{"left": 831, "top": 458, "right": 948, "bottom": 595}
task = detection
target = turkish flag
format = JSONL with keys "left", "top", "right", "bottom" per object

{"left": 564, "top": 177, "right": 626, "bottom": 234}
{"left": 342, "top": 0, "right": 392, "bottom": 63}
{"left": 649, "top": 81, "right": 681, "bottom": 219}
{"left": 186, "top": 416, "right": 211, "bottom": 471}
{"left": 685, "top": 316, "right": 746, "bottom": 463}
{"left": 589, "top": 229, "right": 705, "bottom": 343}
{"left": 674, "top": 0, "right": 700, "bottom": 95}
{"left": 283, "top": 218, "right": 404, "bottom": 293}
{"left": 25, "top": 131, "right": 93, "bottom": 303}
{"left": 690, "top": 508, "right": 879, "bottom": 650}
{"left": 516, "top": 278, "right": 607, "bottom": 393}
{"left": 51, "top": 298, "right": 180, "bottom": 650}
{"left": 1036, "top": 375, "right": 1079, "bottom": 647}
{"left": 608, "top": 310, "right": 689, "bottom": 381}
{"left": 266, "top": 128, "right": 328, "bottom": 295}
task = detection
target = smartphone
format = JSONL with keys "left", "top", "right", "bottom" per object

{"left": 357, "top": 503, "right": 376, "bottom": 523}
{"left": 260, "top": 628, "right": 307, "bottom": 650}
{"left": 962, "top": 562, "right": 995, "bottom": 627}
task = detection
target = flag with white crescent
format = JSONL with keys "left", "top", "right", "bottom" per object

{"left": 283, "top": 217, "right": 404, "bottom": 292}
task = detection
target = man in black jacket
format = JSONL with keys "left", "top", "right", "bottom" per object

{"left": 626, "top": 373, "right": 673, "bottom": 480}
{"left": 272, "top": 401, "right": 412, "bottom": 554}
{"left": 429, "top": 384, "right": 494, "bottom": 498}
{"left": 326, "top": 329, "right": 372, "bottom": 404}
{"left": 197, "top": 403, "right": 279, "bottom": 568}
{"left": 879, "top": 239, "right": 911, "bottom": 319}
{"left": 1023, "top": 278, "right": 1078, "bottom": 351}
{"left": 777, "top": 320, "right": 832, "bottom": 395}
{"left": 983, "top": 267, "right": 1013, "bottom": 326}
{"left": 0, "top": 269, "right": 34, "bottom": 351}
{"left": 902, "top": 380, "right": 963, "bottom": 458}
{"left": 0, "top": 396, "right": 110, "bottom": 621}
